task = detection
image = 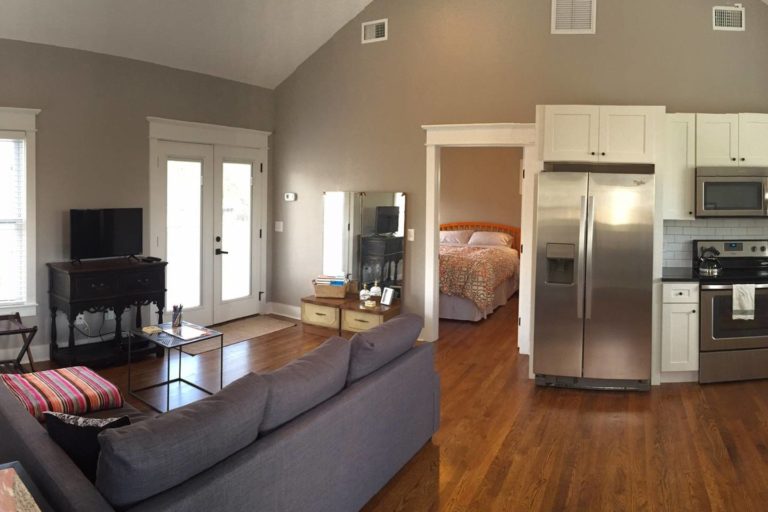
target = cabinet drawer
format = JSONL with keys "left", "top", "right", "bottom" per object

{"left": 663, "top": 283, "right": 699, "bottom": 303}
{"left": 121, "top": 270, "right": 164, "bottom": 293}
{"left": 342, "top": 309, "right": 382, "bottom": 333}
{"left": 71, "top": 276, "right": 117, "bottom": 299}
{"left": 302, "top": 303, "right": 339, "bottom": 329}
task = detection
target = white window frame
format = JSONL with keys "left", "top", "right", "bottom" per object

{"left": 0, "top": 107, "right": 40, "bottom": 317}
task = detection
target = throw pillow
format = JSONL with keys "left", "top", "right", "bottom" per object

{"left": 44, "top": 411, "right": 130, "bottom": 482}
{"left": 347, "top": 314, "right": 423, "bottom": 384}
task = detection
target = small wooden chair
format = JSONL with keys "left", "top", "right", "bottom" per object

{"left": 0, "top": 313, "right": 37, "bottom": 373}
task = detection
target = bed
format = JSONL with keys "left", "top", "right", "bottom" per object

{"left": 439, "top": 222, "right": 520, "bottom": 322}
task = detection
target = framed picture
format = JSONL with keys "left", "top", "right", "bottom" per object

{"left": 380, "top": 287, "right": 395, "bottom": 306}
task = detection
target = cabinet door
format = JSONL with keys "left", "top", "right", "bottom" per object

{"left": 696, "top": 114, "right": 739, "bottom": 166}
{"left": 543, "top": 105, "right": 599, "bottom": 162}
{"left": 661, "top": 303, "right": 699, "bottom": 372}
{"left": 738, "top": 113, "right": 768, "bottom": 166}
{"left": 598, "top": 106, "right": 656, "bottom": 163}
{"left": 662, "top": 114, "right": 696, "bottom": 220}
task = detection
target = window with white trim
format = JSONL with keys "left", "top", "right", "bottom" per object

{"left": 0, "top": 108, "right": 39, "bottom": 316}
{"left": 0, "top": 134, "right": 26, "bottom": 305}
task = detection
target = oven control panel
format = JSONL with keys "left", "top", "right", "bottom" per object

{"left": 695, "top": 240, "right": 768, "bottom": 258}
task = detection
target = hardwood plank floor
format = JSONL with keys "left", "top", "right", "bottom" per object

{"left": 79, "top": 299, "right": 768, "bottom": 511}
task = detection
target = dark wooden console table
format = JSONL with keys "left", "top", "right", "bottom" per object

{"left": 48, "top": 258, "right": 167, "bottom": 368}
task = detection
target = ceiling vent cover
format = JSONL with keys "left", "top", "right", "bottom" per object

{"left": 551, "top": 0, "right": 596, "bottom": 34}
{"left": 713, "top": 4, "right": 745, "bottom": 31}
{"left": 362, "top": 19, "right": 388, "bottom": 44}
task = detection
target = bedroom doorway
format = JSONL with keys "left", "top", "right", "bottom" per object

{"left": 422, "top": 123, "right": 540, "bottom": 365}
{"left": 438, "top": 147, "right": 523, "bottom": 326}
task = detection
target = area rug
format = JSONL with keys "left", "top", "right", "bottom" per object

{"left": 181, "top": 315, "right": 296, "bottom": 355}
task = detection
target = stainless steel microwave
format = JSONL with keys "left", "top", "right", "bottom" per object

{"left": 696, "top": 167, "right": 768, "bottom": 217}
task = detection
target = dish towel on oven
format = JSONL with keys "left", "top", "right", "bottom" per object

{"left": 733, "top": 284, "right": 756, "bottom": 320}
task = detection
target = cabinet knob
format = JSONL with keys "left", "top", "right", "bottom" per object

{"left": 590, "top": 152, "right": 596, "bottom": 156}
{"left": 741, "top": 158, "right": 746, "bottom": 162}
{"left": 732, "top": 157, "right": 737, "bottom": 161}
{"left": 692, "top": 309, "right": 696, "bottom": 313}
{"left": 601, "top": 152, "right": 606, "bottom": 156}
{"left": 688, "top": 211, "right": 693, "bottom": 215}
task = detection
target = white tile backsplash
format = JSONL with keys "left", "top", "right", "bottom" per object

{"left": 663, "top": 219, "right": 768, "bottom": 268}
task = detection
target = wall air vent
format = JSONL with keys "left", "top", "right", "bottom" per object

{"left": 361, "top": 18, "right": 388, "bottom": 44}
{"left": 713, "top": 4, "right": 745, "bottom": 31}
{"left": 551, "top": 0, "right": 596, "bottom": 34}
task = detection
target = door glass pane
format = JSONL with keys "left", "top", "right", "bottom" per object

{"left": 167, "top": 160, "right": 202, "bottom": 308}
{"left": 322, "top": 191, "right": 346, "bottom": 276}
{"left": 704, "top": 182, "right": 763, "bottom": 210}
{"left": 221, "top": 162, "right": 252, "bottom": 301}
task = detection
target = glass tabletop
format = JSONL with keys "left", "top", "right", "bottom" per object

{"left": 131, "top": 321, "right": 223, "bottom": 349}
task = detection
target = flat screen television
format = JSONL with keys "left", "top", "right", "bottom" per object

{"left": 375, "top": 206, "right": 400, "bottom": 235}
{"left": 70, "top": 208, "right": 143, "bottom": 260}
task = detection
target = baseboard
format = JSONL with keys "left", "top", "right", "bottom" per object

{"left": 660, "top": 371, "right": 699, "bottom": 384}
{"left": 267, "top": 302, "right": 301, "bottom": 320}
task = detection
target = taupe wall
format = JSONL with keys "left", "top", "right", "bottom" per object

{"left": 440, "top": 147, "right": 522, "bottom": 227}
{"left": 272, "top": 0, "right": 768, "bottom": 315}
{"left": 0, "top": 38, "right": 273, "bottom": 355}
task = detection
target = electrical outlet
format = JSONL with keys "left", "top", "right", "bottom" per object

{"left": 75, "top": 314, "right": 87, "bottom": 326}
{"left": 105, "top": 310, "right": 116, "bottom": 321}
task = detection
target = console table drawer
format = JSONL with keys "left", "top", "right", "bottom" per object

{"left": 302, "top": 303, "right": 339, "bottom": 329}
{"left": 71, "top": 276, "right": 117, "bottom": 299}
{"left": 121, "top": 270, "right": 164, "bottom": 293}
{"left": 342, "top": 309, "right": 382, "bottom": 333}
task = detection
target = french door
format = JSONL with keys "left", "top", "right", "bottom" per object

{"left": 152, "top": 141, "right": 264, "bottom": 326}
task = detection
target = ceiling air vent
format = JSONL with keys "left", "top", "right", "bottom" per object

{"left": 361, "top": 18, "right": 388, "bottom": 44}
{"left": 713, "top": 4, "right": 745, "bottom": 31}
{"left": 551, "top": 0, "right": 596, "bottom": 34}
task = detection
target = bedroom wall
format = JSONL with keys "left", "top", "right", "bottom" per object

{"left": 0, "top": 38, "right": 274, "bottom": 359}
{"left": 440, "top": 147, "right": 522, "bottom": 227}
{"left": 272, "top": 0, "right": 768, "bottom": 317}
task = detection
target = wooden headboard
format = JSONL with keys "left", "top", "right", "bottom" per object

{"left": 440, "top": 222, "right": 521, "bottom": 252}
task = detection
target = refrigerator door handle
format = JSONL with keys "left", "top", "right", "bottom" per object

{"left": 577, "top": 195, "right": 587, "bottom": 319}
{"left": 585, "top": 195, "right": 595, "bottom": 319}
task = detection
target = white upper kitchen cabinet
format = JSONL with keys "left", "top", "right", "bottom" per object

{"left": 543, "top": 105, "right": 600, "bottom": 162}
{"left": 739, "top": 114, "right": 768, "bottom": 166}
{"left": 542, "top": 105, "right": 659, "bottom": 163}
{"left": 662, "top": 114, "right": 696, "bottom": 220}
{"left": 696, "top": 114, "right": 739, "bottom": 166}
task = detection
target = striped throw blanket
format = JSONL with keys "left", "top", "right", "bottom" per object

{"left": 1, "top": 366, "right": 123, "bottom": 421}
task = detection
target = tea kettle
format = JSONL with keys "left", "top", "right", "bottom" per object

{"left": 698, "top": 246, "right": 722, "bottom": 276}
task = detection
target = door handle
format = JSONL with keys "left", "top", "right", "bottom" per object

{"left": 577, "top": 196, "right": 587, "bottom": 319}
{"left": 215, "top": 248, "right": 229, "bottom": 255}
{"left": 585, "top": 196, "right": 595, "bottom": 320}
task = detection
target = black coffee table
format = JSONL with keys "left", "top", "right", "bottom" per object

{"left": 128, "top": 321, "right": 223, "bottom": 413}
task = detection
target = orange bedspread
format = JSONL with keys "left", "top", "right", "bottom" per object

{"left": 439, "top": 245, "right": 518, "bottom": 311}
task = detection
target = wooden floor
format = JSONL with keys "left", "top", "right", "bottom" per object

{"left": 91, "top": 299, "right": 768, "bottom": 511}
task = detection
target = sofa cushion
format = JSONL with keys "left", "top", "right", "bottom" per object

{"left": 347, "top": 314, "right": 423, "bottom": 384}
{"left": 44, "top": 412, "right": 130, "bottom": 482}
{"left": 95, "top": 372, "right": 268, "bottom": 508}
{"left": 260, "top": 336, "right": 351, "bottom": 432}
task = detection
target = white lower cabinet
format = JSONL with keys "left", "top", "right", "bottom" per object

{"left": 661, "top": 283, "right": 699, "bottom": 372}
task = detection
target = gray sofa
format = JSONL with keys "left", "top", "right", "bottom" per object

{"left": 0, "top": 314, "right": 440, "bottom": 512}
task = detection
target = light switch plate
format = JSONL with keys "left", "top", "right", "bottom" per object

{"left": 284, "top": 192, "right": 297, "bottom": 202}
{"left": 407, "top": 228, "right": 415, "bottom": 241}
{"left": 275, "top": 221, "right": 284, "bottom": 232}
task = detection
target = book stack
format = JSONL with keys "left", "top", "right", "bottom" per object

{"left": 313, "top": 274, "right": 348, "bottom": 298}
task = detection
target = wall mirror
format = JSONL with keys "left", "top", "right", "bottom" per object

{"left": 323, "top": 191, "right": 406, "bottom": 296}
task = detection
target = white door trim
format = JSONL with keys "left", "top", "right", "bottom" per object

{"left": 148, "top": 118, "right": 271, "bottom": 325}
{"left": 422, "top": 123, "right": 539, "bottom": 366}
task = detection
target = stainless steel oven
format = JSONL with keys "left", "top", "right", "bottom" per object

{"left": 700, "top": 283, "right": 768, "bottom": 383}
{"left": 696, "top": 167, "right": 768, "bottom": 217}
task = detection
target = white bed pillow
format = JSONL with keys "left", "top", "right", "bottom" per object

{"left": 440, "top": 230, "right": 473, "bottom": 245}
{"left": 467, "top": 231, "right": 514, "bottom": 248}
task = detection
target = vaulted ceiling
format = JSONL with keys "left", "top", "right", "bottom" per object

{"left": 0, "top": 0, "right": 373, "bottom": 89}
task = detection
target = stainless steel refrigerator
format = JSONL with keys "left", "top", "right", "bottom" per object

{"left": 533, "top": 164, "right": 654, "bottom": 389}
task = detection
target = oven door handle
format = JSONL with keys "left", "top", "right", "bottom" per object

{"left": 701, "top": 283, "right": 768, "bottom": 291}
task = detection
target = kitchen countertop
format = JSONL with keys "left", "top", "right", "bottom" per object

{"left": 662, "top": 267, "right": 698, "bottom": 282}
